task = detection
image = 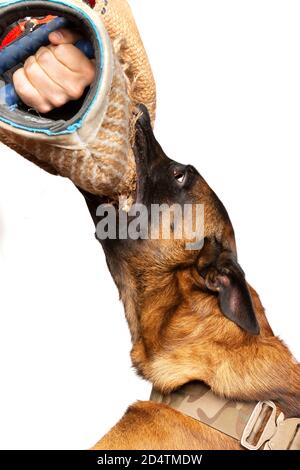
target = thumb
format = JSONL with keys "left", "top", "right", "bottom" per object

{"left": 48, "top": 28, "right": 82, "bottom": 45}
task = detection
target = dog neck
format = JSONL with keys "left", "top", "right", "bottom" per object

{"left": 96, "top": 231, "right": 300, "bottom": 419}
{"left": 129, "top": 272, "right": 300, "bottom": 419}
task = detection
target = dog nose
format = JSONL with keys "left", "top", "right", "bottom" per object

{"left": 136, "top": 104, "right": 152, "bottom": 130}
{"left": 134, "top": 104, "right": 170, "bottom": 167}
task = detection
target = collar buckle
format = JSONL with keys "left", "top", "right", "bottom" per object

{"left": 241, "top": 401, "right": 278, "bottom": 450}
{"left": 264, "top": 416, "right": 300, "bottom": 450}
{"left": 242, "top": 400, "right": 300, "bottom": 450}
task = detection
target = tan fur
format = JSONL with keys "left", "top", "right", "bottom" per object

{"left": 88, "top": 113, "right": 300, "bottom": 449}
{"left": 92, "top": 256, "right": 299, "bottom": 449}
{"left": 92, "top": 401, "right": 240, "bottom": 450}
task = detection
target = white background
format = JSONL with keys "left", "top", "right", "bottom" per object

{"left": 0, "top": 0, "right": 299, "bottom": 449}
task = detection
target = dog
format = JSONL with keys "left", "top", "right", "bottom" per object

{"left": 81, "top": 105, "right": 300, "bottom": 450}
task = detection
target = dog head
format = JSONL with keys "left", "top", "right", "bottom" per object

{"left": 85, "top": 105, "right": 263, "bottom": 392}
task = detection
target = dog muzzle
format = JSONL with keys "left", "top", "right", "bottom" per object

{"left": 0, "top": 0, "right": 156, "bottom": 199}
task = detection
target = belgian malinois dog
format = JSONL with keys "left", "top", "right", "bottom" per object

{"left": 82, "top": 106, "right": 300, "bottom": 450}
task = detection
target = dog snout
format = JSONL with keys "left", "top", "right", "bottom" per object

{"left": 134, "top": 105, "right": 170, "bottom": 168}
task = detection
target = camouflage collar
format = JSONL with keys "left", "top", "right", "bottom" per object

{"left": 150, "top": 382, "right": 300, "bottom": 450}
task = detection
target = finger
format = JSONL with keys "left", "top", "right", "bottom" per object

{"left": 12, "top": 67, "right": 51, "bottom": 113}
{"left": 49, "top": 43, "right": 96, "bottom": 78}
{"left": 23, "top": 56, "right": 68, "bottom": 109}
{"left": 48, "top": 28, "right": 82, "bottom": 45}
{"left": 35, "top": 47, "right": 89, "bottom": 100}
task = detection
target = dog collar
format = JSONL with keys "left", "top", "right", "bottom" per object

{"left": 151, "top": 382, "right": 300, "bottom": 450}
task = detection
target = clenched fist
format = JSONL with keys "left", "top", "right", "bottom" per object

{"left": 12, "top": 28, "right": 96, "bottom": 114}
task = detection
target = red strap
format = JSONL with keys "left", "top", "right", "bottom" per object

{"left": 0, "top": 15, "right": 57, "bottom": 49}
{"left": 0, "top": 24, "right": 23, "bottom": 48}
{"left": 0, "top": 0, "right": 96, "bottom": 49}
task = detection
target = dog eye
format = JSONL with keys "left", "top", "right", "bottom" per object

{"left": 174, "top": 169, "right": 186, "bottom": 185}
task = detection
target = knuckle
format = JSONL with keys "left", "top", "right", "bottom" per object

{"left": 36, "top": 47, "right": 51, "bottom": 65}
{"left": 14, "top": 83, "right": 27, "bottom": 97}
{"left": 85, "top": 65, "right": 96, "bottom": 84}
{"left": 48, "top": 44, "right": 57, "bottom": 55}
{"left": 13, "top": 75, "right": 28, "bottom": 97}
{"left": 24, "top": 57, "right": 37, "bottom": 74}
{"left": 54, "top": 43, "right": 69, "bottom": 57}
{"left": 56, "top": 44, "right": 66, "bottom": 53}
{"left": 39, "top": 103, "right": 52, "bottom": 114}
{"left": 50, "top": 95, "right": 66, "bottom": 108}
{"left": 24, "top": 55, "right": 34, "bottom": 67}
{"left": 12, "top": 67, "right": 23, "bottom": 83}
{"left": 68, "top": 84, "right": 84, "bottom": 100}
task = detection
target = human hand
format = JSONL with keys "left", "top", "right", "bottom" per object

{"left": 12, "top": 28, "right": 96, "bottom": 113}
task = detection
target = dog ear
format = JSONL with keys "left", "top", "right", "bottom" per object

{"left": 198, "top": 240, "right": 260, "bottom": 335}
